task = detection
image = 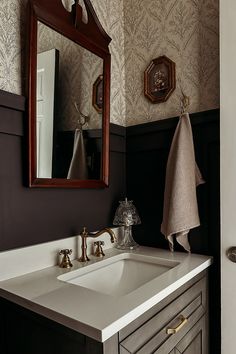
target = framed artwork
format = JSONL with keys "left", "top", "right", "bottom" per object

{"left": 92, "top": 75, "right": 103, "bottom": 113}
{"left": 144, "top": 56, "right": 176, "bottom": 103}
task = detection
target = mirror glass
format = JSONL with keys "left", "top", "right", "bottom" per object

{"left": 36, "top": 21, "right": 104, "bottom": 180}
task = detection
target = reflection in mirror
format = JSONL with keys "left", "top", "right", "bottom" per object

{"left": 61, "top": 0, "right": 88, "bottom": 23}
{"left": 92, "top": 75, "right": 103, "bottom": 113}
{"left": 37, "top": 21, "right": 104, "bottom": 180}
{"left": 36, "top": 47, "right": 58, "bottom": 178}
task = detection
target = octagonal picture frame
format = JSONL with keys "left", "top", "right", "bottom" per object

{"left": 144, "top": 56, "right": 176, "bottom": 103}
{"left": 92, "top": 75, "right": 103, "bottom": 113}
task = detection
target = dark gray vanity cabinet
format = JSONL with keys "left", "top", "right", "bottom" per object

{"left": 119, "top": 271, "right": 208, "bottom": 354}
{"left": 0, "top": 271, "right": 208, "bottom": 354}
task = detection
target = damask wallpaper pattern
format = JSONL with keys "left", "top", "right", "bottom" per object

{"left": 0, "top": 0, "right": 219, "bottom": 126}
{"left": 0, "top": 0, "right": 26, "bottom": 95}
{"left": 123, "top": 0, "right": 219, "bottom": 125}
{"left": 91, "top": 0, "right": 126, "bottom": 126}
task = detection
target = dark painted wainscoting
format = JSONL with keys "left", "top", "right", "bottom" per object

{"left": 126, "top": 109, "right": 220, "bottom": 254}
{"left": 0, "top": 90, "right": 126, "bottom": 251}
{"left": 126, "top": 109, "right": 220, "bottom": 354}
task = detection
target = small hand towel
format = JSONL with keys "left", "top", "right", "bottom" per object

{"left": 67, "top": 128, "right": 88, "bottom": 179}
{"left": 161, "top": 113, "right": 205, "bottom": 252}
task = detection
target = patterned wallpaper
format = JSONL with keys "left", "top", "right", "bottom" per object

{"left": 0, "top": 0, "right": 219, "bottom": 127}
{"left": 0, "top": 0, "right": 26, "bottom": 95}
{"left": 91, "top": 0, "right": 126, "bottom": 126}
{"left": 123, "top": 0, "right": 219, "bottom": 125}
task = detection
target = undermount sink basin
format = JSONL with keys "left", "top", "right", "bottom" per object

{"left": 58, "top": 253, "right": 179, "bottom": 296}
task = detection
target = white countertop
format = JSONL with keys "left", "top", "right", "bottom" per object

{"left": 0, "top": 247, "right": 212, "bottom": 342}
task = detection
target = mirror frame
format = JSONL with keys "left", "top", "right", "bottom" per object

{"left": 27, "top": 0, "right": 112, "bottom": 188}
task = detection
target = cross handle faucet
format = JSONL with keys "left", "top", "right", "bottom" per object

{"left": 79, "top": 227, "right": 116, "bottom": 262}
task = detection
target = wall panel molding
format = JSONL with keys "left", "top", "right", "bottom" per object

{"left": 0, "top": 89, "right": 25, "bottom": 112}
{"left": 0, "top": 90, "right": 126, "bottom": 152}
{"left": 127, "top": 109, "right": 219, "bottom": 152}
{"left": 0, "top": 90, "right": 25, "bottom": 136}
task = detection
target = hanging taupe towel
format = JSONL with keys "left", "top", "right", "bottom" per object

{"left": 67, "top": 129, "right": 88, "bottom": 179}
{"left": 161, "top": 113, "right": 205, "bottom": 252}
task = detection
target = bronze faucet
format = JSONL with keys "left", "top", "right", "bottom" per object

{"left": 79, "top": 227, "right": 116, "bottom": 262}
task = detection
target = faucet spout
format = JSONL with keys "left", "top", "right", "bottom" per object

{"left": 87, "top": 228, "right": 116, "bottom": 243}
{"left": 78, "top": 227, "right": 116, "bottom": 262}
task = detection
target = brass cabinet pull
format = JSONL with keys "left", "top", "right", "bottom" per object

{"left": 166, "top": 315, "right": 188, "bottom": 335}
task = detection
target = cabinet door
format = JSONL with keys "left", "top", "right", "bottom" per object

{"left": 175, "top": 315, "right": 207, "bottom": 354}
{"left": 120, "top": 277, "right": 206, "bottom": 354}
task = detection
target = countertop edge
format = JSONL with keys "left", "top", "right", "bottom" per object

{"left": 100, "top": 258, "right": 212, "bottom": 341}
{"left": 0, "top": 248, "right": 212, "bottom": 342}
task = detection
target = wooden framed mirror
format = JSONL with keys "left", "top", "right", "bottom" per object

{"left": 27, "top": 0, "right": 111, "bottom": 188}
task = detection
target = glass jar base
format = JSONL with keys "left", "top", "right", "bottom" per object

{"left": 115, "top": 241, "right": 139, "bottom": 250}
{"left": 115, "top": 225, "right": 139, "bottom": 250}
